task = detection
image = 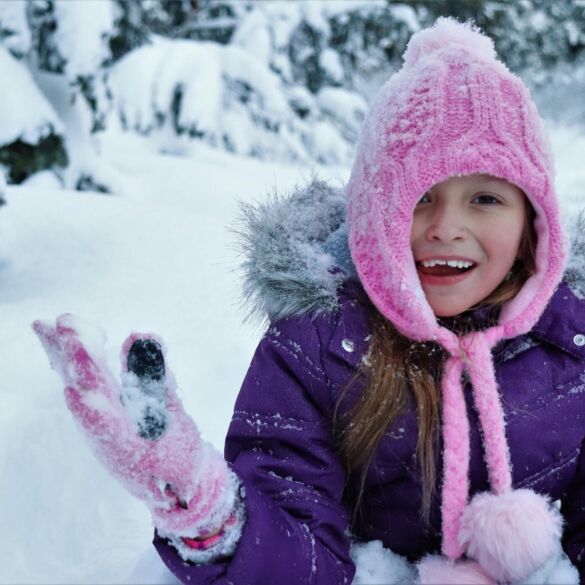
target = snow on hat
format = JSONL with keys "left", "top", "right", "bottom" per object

{"left": 347, "top": 17, "right": 568, "bottom": 581}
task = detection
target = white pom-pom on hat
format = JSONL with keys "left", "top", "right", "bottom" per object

{"left": 403, "top": 17, "right": 496, "bottom": 68}
{"left": 458, "top": 489, "right": 563, "bottom": 583}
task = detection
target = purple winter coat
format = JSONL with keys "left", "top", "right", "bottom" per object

{"left": 154, "top": 279, "right": 585, "bottom": 584}
{"left": 153, "top": 181, "right": 585, "bottom": 584}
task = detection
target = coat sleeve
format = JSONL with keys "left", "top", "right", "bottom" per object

{"left": 561, "top": 438, "right": 585, "bottom": 580}
{"left": 153, "top": 312, "right": 355, "bottom": 585}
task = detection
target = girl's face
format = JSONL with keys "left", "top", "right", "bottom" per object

{"left": 410, "top": 173, "right": 527, "bottom": 317}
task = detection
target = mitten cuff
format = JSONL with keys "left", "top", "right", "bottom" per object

{"left": 151, "top": 447, "right": 240, "bottom": 536}
{"left": 158, "top": 484, "right": 246, "bottom": 565}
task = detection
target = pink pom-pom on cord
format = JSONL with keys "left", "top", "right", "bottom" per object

{"left": 459, "top": 489, "right": 564, "bottom": 583}
{"left": 403, "top": 17, "right": 496, "bottom": 68}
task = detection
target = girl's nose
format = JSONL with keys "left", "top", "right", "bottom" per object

{"left": 425, "top": 205, "right": 468, "bottom": 242}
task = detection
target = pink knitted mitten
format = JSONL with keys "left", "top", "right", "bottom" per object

{"left": 33, "top": 314, "right": 243, "bottom": 562}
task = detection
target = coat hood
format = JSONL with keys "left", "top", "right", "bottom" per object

{"left": 233, "top": 178, "right": 356, "bottom": 327}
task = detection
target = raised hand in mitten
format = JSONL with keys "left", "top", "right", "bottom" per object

{"left": 32, "top": 314, "right": 243, "bottom": 562}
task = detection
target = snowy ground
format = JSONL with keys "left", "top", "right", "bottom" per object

{"left": 1, "top": 123, "right": 584, "bottom": 584}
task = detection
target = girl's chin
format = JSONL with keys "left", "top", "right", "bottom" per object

{"left": 424, "top": 288, "right": 499, "bottom": 318}
{"left": 418, "top": 267, "right": 508, "bottom": 317}
{"left": 421, "top": 285, "right": 480, "bottom": 317}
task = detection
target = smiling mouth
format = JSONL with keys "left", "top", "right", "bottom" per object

{"left": 416, "top": 263, "right": 476, "bottom": 277}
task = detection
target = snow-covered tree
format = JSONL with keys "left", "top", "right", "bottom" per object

{"left": 1, "top": 0, "right": 584, "bottom": 190}
{"left": 107, "top": 0, "right": 585, "bottom": 166}
{"left": 406, "top": 0, "right": 585, "bottom": 85}
{"left": 108, "top": 1, "right": 416, "bottom": 166}
{"left": 0, "top": 0, "right": 121, "bottom": 190}
{"left": 0, "top": 2, "right": 66, "bottom": 185}
{"left": 109, "top": 37, "right": 354, "bottom": 164}
{"left": 0, "top": 43, "right": 66, "bottom": 184}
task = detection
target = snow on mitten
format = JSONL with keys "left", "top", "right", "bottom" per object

{"left": 417, "top": 555, "right": 496, "bottom": 584}
{"left": 33, "top": 314, "right": 243, "bottom": 563}
{"left": 458, "top": 489, "right": 563, "bottom": 583}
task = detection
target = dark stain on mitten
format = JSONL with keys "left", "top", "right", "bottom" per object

{"left": 127, "top": 339, "right": 166, "bottom": 381}
{"left": 138, "top": 407, "right": 168, "bottom": 441}
{"left": 127, "top": 339, "right": 168, "bottom": 440}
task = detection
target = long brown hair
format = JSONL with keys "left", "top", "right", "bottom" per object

{"left": 335, "top": 200, "right": 537, "bottom": 526}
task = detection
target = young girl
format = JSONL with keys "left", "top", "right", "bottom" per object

{"left": 33, "top": 18, "right": 585, "bottom": 585}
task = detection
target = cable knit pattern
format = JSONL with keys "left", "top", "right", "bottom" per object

{"left": 462, "top": 332, "right": 511, "bottom": 495}
{"left": 439, "top": 352, "right": 469, "bottom": 559}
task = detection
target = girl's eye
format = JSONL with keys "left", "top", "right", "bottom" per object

{"left": 474, "top": 194, "right": 501, "bottom": 205}
{"left": 416, "top": 193, "right": 502, "bottom": 206}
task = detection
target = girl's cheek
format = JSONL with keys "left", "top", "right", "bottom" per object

{"left": 484, "top": 223, "right": 524, "bottom": 255}
{"left": 410, "top": 214, "right": 430, "bottom": 238}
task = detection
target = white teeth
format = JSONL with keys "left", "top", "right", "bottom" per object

{"left": 420, "top": 259, "right": 474, "bottom": 268}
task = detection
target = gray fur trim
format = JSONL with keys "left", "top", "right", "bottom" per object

{"left": 232, "top": 178, "right": 585, "bottom": 325}
{"left": 231, "top": 177, "right": 356, "bottom": 326}
{"left": 564, "top": 210, "right": 585, "bottom": 300}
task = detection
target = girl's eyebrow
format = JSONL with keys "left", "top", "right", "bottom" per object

{"left": 477, "top": 185, "right": 514, "bottom": 197}
{"left": 468, "top": 178, "right": 516, "bottom": 194}
{"left": 429, "top": 185, "right": 509, "bottom": 195}
{"left": 478, "top": 176, "right": 515, "bottom": 189}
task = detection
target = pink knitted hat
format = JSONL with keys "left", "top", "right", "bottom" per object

{"left": 347, "top": 17, "right": 568, "bottom": 581}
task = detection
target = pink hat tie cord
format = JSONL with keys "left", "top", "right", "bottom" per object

{"left": 438, "top": 328, "right": 512, "bottom": 559}
{"left": 435, "top": 329, "right": 564, "bottom": 583}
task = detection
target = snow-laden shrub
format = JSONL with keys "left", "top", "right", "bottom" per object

{"left": 0, "top": 0, "right": 118, "bottom": 189}
{"left": 230, "top": 1, "right": 418, "bottom": 96}
{"left": 25, "top": 0, "right": 116, "bottom": 131}
{"left": 110, "top": 37, "right": 366, "bottom": 165}
{"left": 0, "top": 44, "right": 66, "bottom": 183}
{"left": 106, "top": 0, "right": 585, "bottom": 164}
{"left": 1, "top": 0, "right": 585, "bottom": 188}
